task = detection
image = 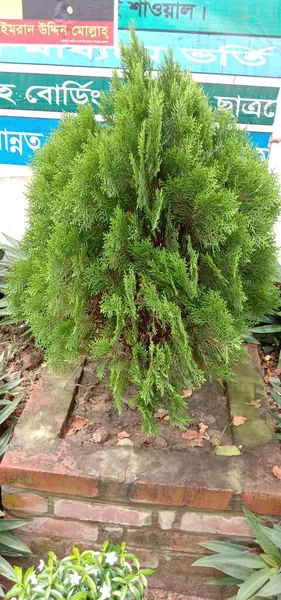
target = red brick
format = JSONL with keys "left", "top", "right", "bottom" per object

{"left": 3, "top": 492, "right": 48, "bottom": 515}
{"left": 0, "top": 457, "right": 98, "bottom": 498}
{"left": 54, "top": 499, "right": 151, "bottom": 526}
{"left": 242, "top": 491, "right": 281, "bottom": 516}
{"left": 132, "top": 483, "right": 234, "bottom": 510}
{"left": 180, "top": 512, "right": 253, "bottom": 537}
{"left": 22, "top": 518, "right": 98, "bottom": 541}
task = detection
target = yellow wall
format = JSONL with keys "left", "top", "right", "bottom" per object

{"left": 0, "top": 1, "right": 23, "bottom": 18}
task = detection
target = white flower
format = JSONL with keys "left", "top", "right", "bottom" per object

{"left": 69, "top": 572, "right": 81, "bottom": 586}
{"left": 30, "top": 575, "right": 38, "bottom": 586}
{"left": 99, "top": 583, "right": 111, "bottom": 599}
{"left": 105, "top": 552, "right": 118, "bottom": 566}
{"left": 38, "top": 559, "right": 45, "bottom": 572}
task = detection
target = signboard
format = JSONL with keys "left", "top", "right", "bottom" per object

{"left": 0, "top": 0, "right": 279, "bottom": 167}
{"left": 0, "top": 72, "right": 278, "bottom": 128}
{"left": 0, "top": 0, "right": 118, "bottom": 45}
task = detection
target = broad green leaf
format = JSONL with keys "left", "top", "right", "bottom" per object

{"left": 0, "top": 427, "right": 12, "bottom": 457}
{"left": 195, "top": 554, "right": 266, "bottom": 569}
{"left": 208, "top": 575, "right": 243, "bottom": 585}
{"left": 0, "top": 531, "right": 31, "bottom": 554}
{"left": 258, "top": 573, "right": 281, "bottom": 596}
{"left": 271, "top": 391, "right": 281, "bottom": 406}
{"left": 0, "top": 556, "right": 17, "bottom": 580}
{"left": 249, "top": 325, "right": 281, "bottom": 334}
{"left": 244, "top": 509, "right": 280, "bottom": 559}
{"left": 0, "top": 519, "right": 30, "bottom": 532}
{"left": 192, "top": 556, "right": 255, "bottom": 579}
{"left": 199, "top": 541, "right": 250, "bottom": 553}
{"left": 236, "top": 568, "right": 270, "bottom": 600}
{"left": 0, "top": 396, "right": 22, "bottom": 425}
{"left": 2, "top": 233, "right": 21, "bottom": 248}
{"left": 243, "top": 334, "right": 260, "bottom": 345}
{"left": 270, "top": 381, "right": 281, "bottom": 394}
{"left": 261, "top": 553, "right": 280, "bottom": 567}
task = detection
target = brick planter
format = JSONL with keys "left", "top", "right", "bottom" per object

{"left": 0, "top": 346, "right": 281, "bottom": 599}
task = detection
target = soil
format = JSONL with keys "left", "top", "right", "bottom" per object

{"left": 258, "top": 344, "right": 281, "bottom": 436}
{"left": 0, "top": 324, "right": 44, "bottom": 431}
{"left": 63, "top": 359, "right": 233, "bottom": 451}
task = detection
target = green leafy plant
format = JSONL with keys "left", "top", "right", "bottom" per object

{"left": 4, "top": 542, "right": 153, "bottom": 600}
{"left": 0, "top": 234, "right": 24, "bottom": 326}
{"left": 0, "top": 510, "right": 31, "bottom": 596}
{"left": 0, "top": 350, "right": 22, "bottom": 458}
{"left": 6, "top": 30, "right": 281, "bottom": 432}
{"left": 193, "top": 508, "right": 281, "bottom": 600}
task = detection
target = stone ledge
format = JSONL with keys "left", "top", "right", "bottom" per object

{"left": 0, "top": 346, "right": 280, "bottom": 515}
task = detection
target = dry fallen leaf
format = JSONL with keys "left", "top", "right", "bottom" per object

{"left": 163, "top": 415, "right": 170, "bottom": 422}
{"left": 215, "top": 445, "right": 241, "bottom": 456}
{"left": 199, "top": 422, "right": 208, "bottom": 435}
{"left": 117, "top": 431, "right": 130, "bottom": 440}
{"left": 117, "top": 438, "right": 134, "bottom": 447}
{"left": 187, "top": 437, "right": 204, "bottom": 448}
{"left": 182, "top": 430, "right": 201, "bottom": 440}
{"left": 247, "top": 399, "right": 261, "bottom": 409}
{"left": 65, "top": 415, "right": 89, "bottom": 436}
{"left": 182, "top": 389, "right": 193, "bottom": 398}
{"left": 272, "top": 465, "right": 281, "bottom": 480}
{"left": 154, "top": 408, "right": 168, "bottom": 420}
{"left": 232, "top": 415, "right": 248, "bottom": 427}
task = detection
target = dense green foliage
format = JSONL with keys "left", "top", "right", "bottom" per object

{"left": 7, "top": 31, "right": 280, "bottom": 432}
{"left": 5, "top": 542, "right": 153, "bottom": 600}
{"left": 194, "top": 508, "right": 281, "bottom": 600}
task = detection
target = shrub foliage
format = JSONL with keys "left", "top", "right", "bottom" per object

{"left": 7, "top": 31, "right": 280, "bottom": 432}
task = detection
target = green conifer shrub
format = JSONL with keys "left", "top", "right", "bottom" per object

{"left": 7, "top": 31, "right": 280, "bottom": 432}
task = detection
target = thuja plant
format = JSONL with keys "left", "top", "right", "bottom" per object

{"left": 7, "top": 30, "right": 280, "bottom": 432}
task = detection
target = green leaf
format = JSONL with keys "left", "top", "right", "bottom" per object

{"left": 199, "top": 541, "right": 250, "bottom": 553}
{"left": 0, "top": 556, "right": 17, "bottom": 580}
{"left": 236, "top": 568, "right": 270, "bottom": 600}
{"left": 1, "top": 233, "right": 21, "bottom": 248}
{"left": 0, "top": 396, "right": 22, "bottom": 425}
{"left": 261, "top": 553, "right": 280, "bottom": 567}
{"left": 195, "top": 554, "right": 266, "bottom": 569}
{"left": 243, "top": 334, "right": 260, "bottom": 345}
{"left": 192, "top": 556, "right": 255, "bottom": 579}
{"left": 243, "top": 509, "right": 280, "bottom": 559}
{"left": 0, "top": 519, "right": 30, "bottom": 532}
{"left": 0, "top": 427, "right": 12, "bottom": 457}
{"left": 271, "top": 391, "right": 281, "bottom": 406}
{"left": 215, "top": 445, "right": 241, "bottom": 456}
{"left": 249, "top": 325, "right": 281, "bottom": 334}
{"left": 258, "top": 573, "right": 281, "bottom": 596}
{"left": 208, "top": 575, "right": 243, "bottom": 585}
{"left": 0, "top": 531, "right": 31, "bottom": 554}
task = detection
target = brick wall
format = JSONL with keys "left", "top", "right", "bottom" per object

{"left": 2, "top": 486, "right": 256, "bottom": 598}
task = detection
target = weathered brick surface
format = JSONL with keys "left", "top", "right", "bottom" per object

{"left": 132, "top": 483, "right": 234, "bottom": 510}
{"left": 3, "top": 492, "right": 48, "bottom": 515}
{"left": 158, "top": 511, "right": 176, "bottom": 530}
{"left": 125, "top": 528, "right": 213, "bottom": 554}
{"left": 22, "top": 518, "right": 98, "bottom": 541}
{"left": 180, "top": 512, "right": 253, "bottom": 537}
{"left": 242, "top": 491, "right": 281, "bottom": 516}
{"left": 54, "top": 499, "right": 152, "bottom": 526}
